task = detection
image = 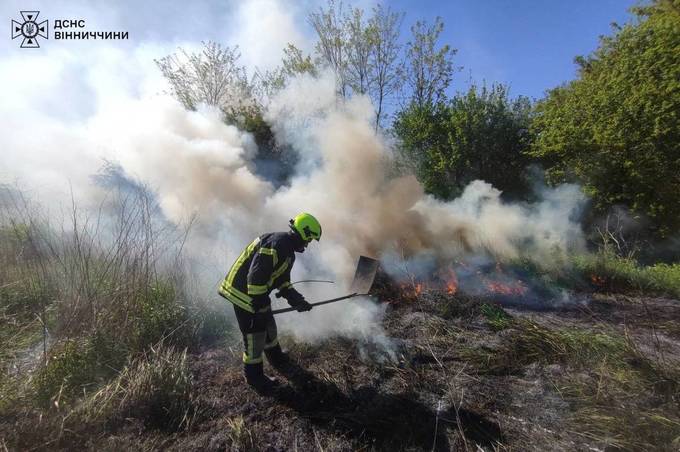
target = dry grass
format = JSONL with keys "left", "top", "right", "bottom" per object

{"left": 80, "top": 344, "right": 197, "bottom": 431}
{"left": 225, "top": 416, "right": 257, "bottom": 451}
{"left": 0, "top": 184, "right": 229, "bottom": 449}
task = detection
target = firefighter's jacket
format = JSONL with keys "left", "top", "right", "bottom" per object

{"left": 219, "top": 232, "right": 297, "bottom": 313}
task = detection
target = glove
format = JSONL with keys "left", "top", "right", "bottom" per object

{"left": 282, "top": 288, "right": 312, "bottom": 312}
{"left": 295, "top": 299, "right": 313, "bottom": 312}
{"left": 251, "top": 295, "right": 270, "bottom": 311}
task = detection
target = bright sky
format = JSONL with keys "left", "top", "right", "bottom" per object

{"left": 391, "top": 0, "right": 640, "bottom": 99}
{"left": 1, "top": 0, "right": 641, "bottom": 111}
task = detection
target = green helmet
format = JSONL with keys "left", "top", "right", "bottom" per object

{"left": 289, "top": 213, "right": 322, "bottom": 242}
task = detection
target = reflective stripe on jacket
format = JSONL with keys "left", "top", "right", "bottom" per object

{"left": 219, "top": 232, "right": 295, "bottom": 313}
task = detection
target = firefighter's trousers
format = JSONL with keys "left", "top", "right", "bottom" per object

{"left": 233, "top": 304, "right": 279, "bottom": 365}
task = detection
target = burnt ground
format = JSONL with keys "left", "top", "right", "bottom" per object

{"left": 0, "top": 285, "right": 674, "bottom": 451}
{"left": 74, "top": 291, "right": 680, "bottom": 452}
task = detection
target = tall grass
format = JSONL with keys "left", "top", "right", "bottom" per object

{"left": 0, "top": 184, "right": 229, "bottom": 446}
{"left": 572, "top": 252, "right": 680, "bottom": 298}
{"left": 80, "top": 344, "right": 196, "bottom": 431}
{"left": 510, "top": 249, "right": 680, "bottom": 299}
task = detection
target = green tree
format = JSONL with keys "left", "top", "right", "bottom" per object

{"left": 393, "top": 101, "right": 451, "bottom": 197}
{"left": 308, "top": 1, "right": 404, "bottom": 129}
{"left": 446, "top": 84, "right": 533, "bottom": 198}
{"left": 530, "top": 0, "right": 680, "bottom": 236}
{"left": 404, "top": 17, "right": 456, "bottom": 108}
{"left": 155, "top": 41, "right": 250, "bottom": 114}
{"left": 368, "top": 4, "right": 404, "bottom": 130}
{"left": 157, "top": 42, "right": 295, "bottom": 183}
{"left": 281, "top": 43, "right": 317, "bottom": 77}
{"left": 309, "top": 0, "right": 349, "bottom": 98}
{"left": 394, "top": 84, "right": 533, "bottom": 199}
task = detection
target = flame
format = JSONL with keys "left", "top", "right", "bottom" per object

{"left": 431, "top": 266, "right": 459, "bottom": 295}
{"left": 444, "top": 269, "right": 458, "bottom": 295}
{"left": 591, "top": 275, "right": 605, "bottom": 286}
{"left": 393, "top": 261, "right": 531, "bottom": 301}
{"left": 486, "top": 280, "right": 527, "bottom": 296}
{"left": 399, "top": 281, "right": 425, "bottom": 299}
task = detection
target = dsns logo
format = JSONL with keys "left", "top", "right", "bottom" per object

{"left": 11, "top": 11, "right": 48, "bottom": 48}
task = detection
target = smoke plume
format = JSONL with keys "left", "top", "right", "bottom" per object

{"left": 0, "top": 1, "right": 587, "bottom": 347}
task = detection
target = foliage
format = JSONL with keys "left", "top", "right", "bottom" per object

{"left": 282, "top": 43, "right": 317, "bottom": 77}
{"left": 308, "top": 1, "right": 405, "bottom": 127}
{"left": 446, "top": 84, "right": 533, "bottom": 198}
{"left": 157, "top": 41, "right": 298, "bottom": 183}
{"left": 404, "top": 16, "right": 456, "bottom": 109}
{"left": 394, "top": 84, "right": 534, "bottom": 199}
{"left": 392, "top": 100, "right": 451, "bottom": 196}
{"left": 530, "top": 0, "right": 680, "bottom": 236}
{"left": 155, "top": 41, "right": 250, "bottom": 114}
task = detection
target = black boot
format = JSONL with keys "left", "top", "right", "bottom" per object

{"left": 265, "top": 344, "right": 291, "bottom": 370}
{"left": 244, "top": 363, "right": 278, "bottom": 393}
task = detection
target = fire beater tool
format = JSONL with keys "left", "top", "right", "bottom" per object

{"left": 271, "top": 255, "right": 379, "bottom": 315}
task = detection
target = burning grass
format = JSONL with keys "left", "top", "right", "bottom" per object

{"left": 571, "top": 252, "right": 680, "bottom": 298}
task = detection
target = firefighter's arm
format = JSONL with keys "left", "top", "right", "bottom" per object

{"left": 247, "top": 247, "right": 275, "bottom": 309}
{"left": 276, "top": 270, "right": 312, "bottom": 312}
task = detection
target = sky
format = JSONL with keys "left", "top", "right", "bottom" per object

{"left": 2, "top": 0, "right": 640, "bottom": 102}
{"left": 391, "top": 0, "right": 640, "bottom": 99}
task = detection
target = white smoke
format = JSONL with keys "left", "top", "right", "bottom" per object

{"left": 0, "top": 0, "right": 588, "bottom": 348}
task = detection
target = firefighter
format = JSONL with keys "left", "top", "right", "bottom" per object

{"left": 218, "top": 213, "right": 321, "bottom": 392}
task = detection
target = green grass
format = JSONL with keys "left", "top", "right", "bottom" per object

{"left": 31, "top": 334, "right": 129, "bottom": 409}
{"left": 460, "top": 319, "right": 630, "bottom": 375}
{"left": 572, "top": 252, "right": 680, "bottom": 298}
{"left": 480, "top": 303, "right": 513, "bottom": 331}
{"left": 510, "top": 251, "right": 680, "bottom": 299}
{"left": 132, "top": 280, "right": 192, "bottom": 350}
